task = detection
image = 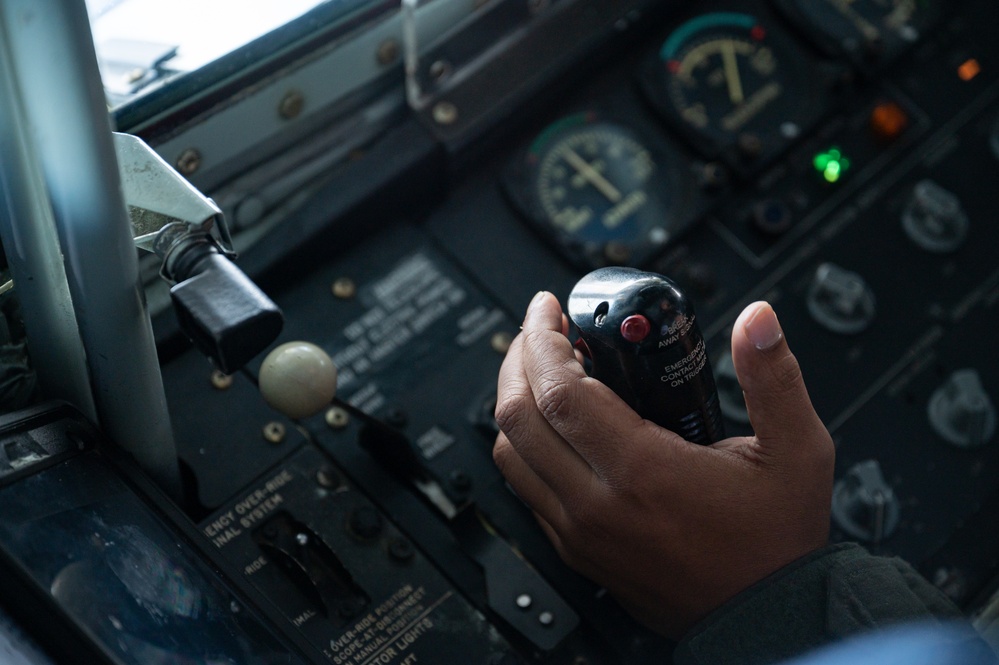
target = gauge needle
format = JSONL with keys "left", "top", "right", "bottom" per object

{"left": 832, "top": 0, "right": 881, "bottom": 41}
{"left": 563, "top": 149, "right": 622, "bottom": 203}
{"left": 720, "top": 40, "right": 745, "bottom": 105}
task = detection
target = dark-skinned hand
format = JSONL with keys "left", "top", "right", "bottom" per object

{"left": 492, "top": 291, "right": 834, "bottom": 639}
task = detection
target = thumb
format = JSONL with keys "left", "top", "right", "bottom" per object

{"left": 730, "top": 302, "right": 829, "bottom": 456}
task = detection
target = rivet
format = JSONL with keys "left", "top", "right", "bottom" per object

{"left": 210, "top": 370, "right": 233, "bottom": 390}
{"left": 176, "top": 148, "right": 201, "bottom": 176}
{"left": 432, "top": 101, "right": 458, "bottom": 126}
{"left": 296, "top": 532, "right": 309, "bottom": 546}
{"left": 332, "top": 277, "right": 356, "bottom": 299}
{"left": 490, "top": 331, "right": 513, "bottom": 354}
{"left": 263, "top": 421, "right": 286, "bottom": 444}
{"left": 538, "top": 610, "right": 554, "bottom": 626}
{"left": 325, "top": 406, "right": 350, "bottom": 429}
{"left": 376, "top": 39, "right": 400, "bottom": 66}
{"left": 279, "top": 90, "right": 305, "bottom": 120}
{"left": 516, "top": 594, "right": 532, "bottom": 610}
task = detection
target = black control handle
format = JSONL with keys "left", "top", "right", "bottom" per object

{"left": 167, "top": 239, "right": 283, "bottom": 375}
{"left": 567, "top": 267, "right": 724, "bottom": 444}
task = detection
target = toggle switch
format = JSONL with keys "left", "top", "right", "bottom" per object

{"left": 831, "top": 460, "right": 900, "bottom": 544}
{"left": 807, "top": 263, "right": 876, "bottom": 334}
{"left": 901, "top": 180, "right": 969, "bottom": 253}
{"left": 928, "top": 369, "right": 996, "bottom": 448}
{"left": 254, "top": 512, "right": 369, "bottom": 620}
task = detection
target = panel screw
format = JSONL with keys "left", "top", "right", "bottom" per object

{"left": 210, "top": 370, "right": 233, "bottom": 390}
{"left": 389, "top": 537, "right": 415, "bottom": 561}
{"left": 429, "top": 60, "right": 452, "bottom": 83}
{"left": 449, "top": 469, "right": 471, "bottom": 492}
{"left": 279, "top": 90, "right": 305, "bottom": 120}
{"left": 376, "top": 39, "right": 399, "bottom": 66}
{"left": 432, "top": 101, "right": 458, "bottom": 125}
{"left": 349, "top": 506, "right": 383, "bottom": 540}
{"left": 538, "top": 611, "right": 554, "bottom": 626}
{"left": 316, "top": 466, "right": 341, "bottom": 488}
{"left": 515, "top": 594, "right": 532, "bottom": 610}
{"left": 263, "top": 421, "right": 286, "bottom": 444}
{"left": 491, "top": 331, "right": 513, "bottom": 354}
{"left": 176, "top": 148, "right": 201, "bottom": 176}
{"left": 331, "top": 277, "right": 356, "bottom": 299}
{"left": 325, "top": 406, "right": 349, "bottom": 429}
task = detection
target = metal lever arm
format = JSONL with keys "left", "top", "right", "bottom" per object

{"left": 115, "top": 133, "right": 283, "bottom": 374}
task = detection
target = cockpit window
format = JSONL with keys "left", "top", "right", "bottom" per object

{"left": 85, "top": 0, "right": 375, "bottom": 113}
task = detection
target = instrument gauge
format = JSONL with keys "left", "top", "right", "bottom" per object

{"left": 641, "top": 12, "right": 827, "bottom": 171}
{"left": 503, "top": 114, "right": 704, "bottom": 269}
{"left": 773, "top": 0, "right": 942, "bottom": 67}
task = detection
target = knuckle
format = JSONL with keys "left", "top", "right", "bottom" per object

{"left": 536, "top": 377, "right": 573, "bottom": 424}
{"left": 493, "top": 389, "right": 531, "bottom": 436}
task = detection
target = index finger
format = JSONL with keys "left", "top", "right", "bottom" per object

{"left": 520, "top": 292, "right": 684, "bottom": 476}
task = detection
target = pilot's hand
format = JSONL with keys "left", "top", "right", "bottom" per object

{"left": 493, "top": 292, "right": 834, "bottom": 639}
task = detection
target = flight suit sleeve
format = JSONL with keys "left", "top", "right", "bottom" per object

{"left": 672, "top": 543, "right": 972, "bottom": 665}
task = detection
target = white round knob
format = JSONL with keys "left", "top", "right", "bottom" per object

{"left": 259, "top": 341, "right": 337, "bottom": 419}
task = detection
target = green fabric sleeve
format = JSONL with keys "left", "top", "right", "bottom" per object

{"left": 672, "top": 543, "right": 967, "bottom": 665}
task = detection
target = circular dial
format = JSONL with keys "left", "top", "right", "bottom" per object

{"left": 646, "top": 12, "right": 817, "bottom": 163}
{"left": 535, "top": 124, "right": 656, "bottom": 241}
{"left": 778, "top": 0, "right": 937, "bottom": 64}
{"left": 510, "top": 115, "right": 693, "bottom": 268}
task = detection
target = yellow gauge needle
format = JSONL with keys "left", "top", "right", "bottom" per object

{"left": 564, "top": 148, "right": 622, "bottom": 203}
{"left": 720, "top": 40, "right": 745, "bottom": 105}
{"left": 832, "top": 0, "right": 881, "bottom": 41}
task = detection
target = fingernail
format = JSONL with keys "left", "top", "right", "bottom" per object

{"left": 744, "top": 303, "right": 783, "bottom": 351}
{"left": 529, "top": 291, "right": 547, "bottom": 309}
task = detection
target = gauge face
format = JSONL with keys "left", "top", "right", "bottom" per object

{"left": 506, "top": 115, "right": 699, "bottom": 268}
{"left": 535, "top": 124, "right": 656, "bottom": 240}
{"left": 642, "top": 12, "right": 822, "bottom": 168}
{"left": 776, "top": 0, "right": 938, "bottom": 65}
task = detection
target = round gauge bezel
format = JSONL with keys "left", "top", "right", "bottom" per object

{"left": 502, "top": 113, "right": 700, "bottom": 269}
{"left": 640, "top": 11, "right": 827, "bottom": 171}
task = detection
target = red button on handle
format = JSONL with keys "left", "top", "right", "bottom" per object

{"left": 620, "top": 314, "right": 652, "bottom": 343}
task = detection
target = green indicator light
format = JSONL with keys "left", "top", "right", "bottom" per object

{"left": 814, "top": 147, "right": 850, "bottom": 183}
